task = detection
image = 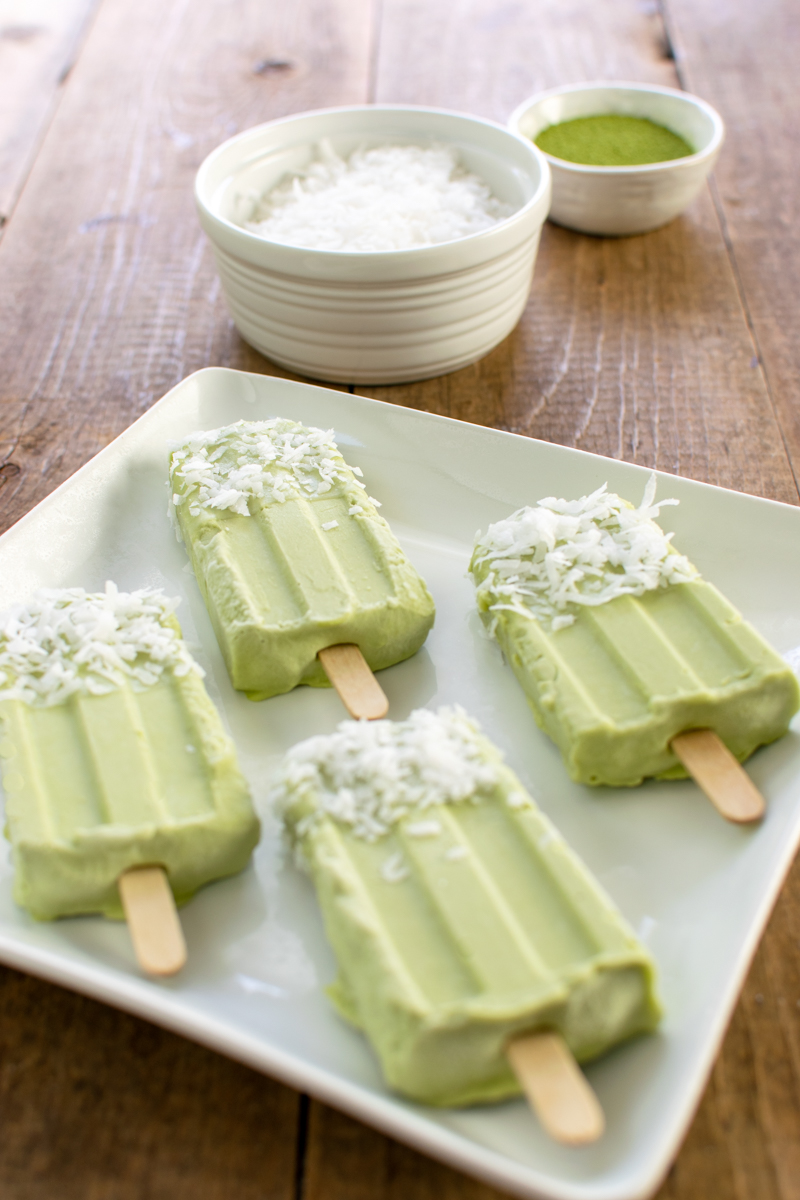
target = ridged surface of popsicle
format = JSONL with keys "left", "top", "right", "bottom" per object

{"left": 275, "top": 708, "right": 660, "bottom": 1107}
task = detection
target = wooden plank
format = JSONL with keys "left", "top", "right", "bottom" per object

{"left": 360, "top": 0, "right": 799, "bottom": 505}
{"left": 663, "top": 0, "right": 800, "bottom": 481}
{"left": 373, "top": 0, "right": 679, "bottom": 116}
{"left": 0, "top": 0, "right": 373, "bottom": 535}
{"left": 0, "top": 964, "right": 300, "bottom": 1200}
{"left": 0, "top": 0, "right": 99, "bottom": 228}
{"left": 303, "top": 1100, "right": 508, "bottom": 1200}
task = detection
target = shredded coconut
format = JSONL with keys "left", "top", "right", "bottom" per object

{"left": 445, "top": 845, "right": 469, "bottom": 861}
{"left": 238, "top": 140, "right": 512, "bottom": 252}
{"left": 506, "top": 791, "right": 530, "bottom": 809}
{"left": 0, "top": 583, "right": 201, "bottom": 708}
{"left": 169, "top": 418, "right": 365, "bottom": 519}
{"left": 272, "top": 706, "right": 498, "bottom": 843}
{"left": 470, "top": 474, "right": 698, "bottom": 633}
{"left": 381, "top": 853, "right": 410, "bottom": 884}
{"left": 405, "top": 819, "right": 442, "bottom": 838}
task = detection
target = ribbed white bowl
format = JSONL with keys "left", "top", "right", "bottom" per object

{"left": 195, "top": 106, "right": 551, "bottom": 384}
{"left": 509, "top": 82, "right": 724, "bottom": 237}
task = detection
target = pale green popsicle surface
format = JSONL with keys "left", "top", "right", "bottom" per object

{"left": 170, "top": 420, "right": 435, "bottom": 699}
{"left": 274, "top": 709, "right": 661, "bottom": 1107}
{"left": 0, "top": 587, "right": 259, "bottom": 920}
{"left": 470, "top": 482, "right": 800, "bottom": 787}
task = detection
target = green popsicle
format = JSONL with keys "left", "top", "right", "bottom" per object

{"left": 273, "top": 707, "right": 661, "bottom": 1109}
{"left": 0, "top": 585, "right": 259, "bottom": 923}
{"left": 470, "top": 478, "right": 800, "bottom": 788}
{"left": 169, "top": 419, "right": 435, "bottom": 702}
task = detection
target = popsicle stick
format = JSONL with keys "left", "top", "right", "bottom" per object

{"left": 118, "top": 866, "right": 187, "bottom": 976}
{"left": 507, "top": 1031, "right": 605, "bottom": 1145}
{"left": 318, "top": 643, "right": 389, "bottom": 720}
{"left": 671, "top": 729, "right": 765, "bottom": 824}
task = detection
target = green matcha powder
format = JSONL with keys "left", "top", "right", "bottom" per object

{"left": 534, "top": 114, "right": 694, "bottom": 166}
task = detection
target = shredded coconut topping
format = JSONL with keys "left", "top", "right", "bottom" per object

{"left": 237, "top": 140, "right": 512, "bottom": 252}
{"left": 169, "top": 418, "right": 364, "bottom": 518}
{"left": 380, "top": 853, "right": 410, "bottom": 884}
{"left": 470, "top": 475, "right": 698, "bottom": 633}
{"left": 506, "top": 791, "right": 530, "bottom": 809}
{"left": 445, "top": 844, "right": 469, "bottom": 861}
{"left": 405, "top": 819, "right": 442, "bottom": 838}
{"left": 0, "top": 583, "right": 201, "bottom": 708}
{"left": 272, "top": 706, "right": 498, "bottom": 843}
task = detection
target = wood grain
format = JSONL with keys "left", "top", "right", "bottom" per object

{"left": 0, "top": 0, "right": 99, "bottom": 227}
{"left": 303, "top": 1101, "right": 507, "bottom": 1200}
{"left": 0, "top": 0, "right": 372, "bottom": 534}
{"left": 670, "top": 730, "right": 766, "bottom": 825}
{"left": 506, "top": 1031, "right": 605, "bottom": 1145}
{"left": 0, "top": 964, "right": 300, "bottom": 1200}
{"left": 117, "top": 866, "right": 188, "bottom": 977}
{"left": 372, "top": 0, "right": 679, "bottom": 117}
{"left": 664, "top": 0, "right": 800, "bottom": 481}
{"left": 317, "top": 644, "right": 390, "bottom": 720}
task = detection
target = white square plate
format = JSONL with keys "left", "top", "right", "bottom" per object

{"left": 1, "top": 367, "right": 799, "bottom": 1200}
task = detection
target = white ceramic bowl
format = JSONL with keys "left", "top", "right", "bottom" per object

{"left": 508, "top": 82, "right": 724, "bottom": 237}
{"left": 195, "top": 106, "right": 551, "bottom": 384}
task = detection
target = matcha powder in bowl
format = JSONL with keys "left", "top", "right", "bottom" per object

{"left": 535, "top": 114, "right": 694, "bottom": 166}
{"left": 509, "top": 82, "right": 724, "bottom": 234}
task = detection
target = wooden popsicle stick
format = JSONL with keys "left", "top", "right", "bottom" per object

{"left": 318, "top": 643, "right": 389, "bottom": 720}
{"left": 671, "top": 729, "right": 765, "bottom": 824}
{"left": 118, "top": 866, "right": 187, "bottom": 976}
{"left": 506, "top": 1030, "right": 605, "bottom": 1145}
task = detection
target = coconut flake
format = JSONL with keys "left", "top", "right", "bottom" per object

{"left": 380, "top": 852, "right": 410, "bottom": 884}
{"left": 506, "top": 791, "right": 530, "bottom": 809}
{"left": 470, "top": 474, "right": 698, "bottom": 633}
{"left": 240, "top": 141, "right": 512, "bottom": 252}
{"left": 170, "top": 418, "right": 361, "bottom": 519}
{"left": 0, "top": 583, "right": 202, "bottom": 708}
{"left": 271, "top": 706, "right": 498, "bottom": 843}
{"left": 444, "top": 844, "right": 469, "bottom": 861}
{"left": 405, "top": 819, "right": 442, "bottom": 838}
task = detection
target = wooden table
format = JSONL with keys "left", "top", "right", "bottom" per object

{"left": 1, "top": 1, "right": 799, "bottom": 1196}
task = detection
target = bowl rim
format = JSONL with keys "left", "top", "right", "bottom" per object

{"left": 194, "top": 103, "right": 552, "bottom": 262}
{"left": 507, "top": 80, "right": 725, "bottom": 176}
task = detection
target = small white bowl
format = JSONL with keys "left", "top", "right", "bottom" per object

{"left": 508, "top": 81, "right": 724, "bottom": 237}
{"left": 195, "top": 105, "right": 551, "bottom": 384}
